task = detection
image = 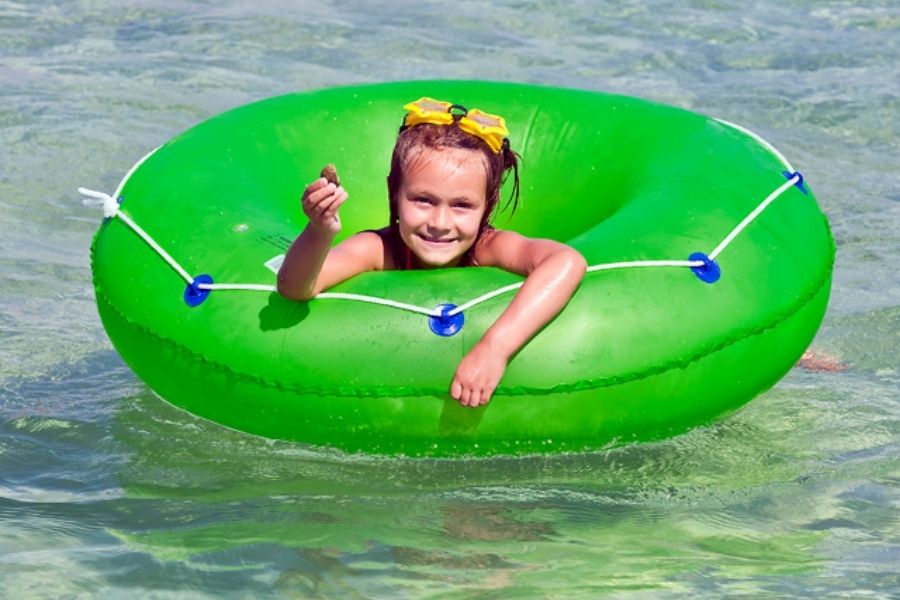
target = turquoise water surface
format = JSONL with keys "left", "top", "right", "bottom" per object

{"left": 2, "top": 1, "right": 898, "bottom": 597}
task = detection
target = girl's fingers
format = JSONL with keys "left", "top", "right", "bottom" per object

{"left": 306, "top": 185, "right": 344, "bottom": 215}
{"left": 304, "top": 183, "right": 334, "bottom": 206}
{"left": 317, "top": 188, "right": 348, "bottom": 217}
{"left": 460, "top": 388, "right": 473, "bottom": 407}
{"left": 308, "top": 177, "right": 329, "bottom": 192}
{"left": 450, "top": 379, "right": 462, "bottom": 401}
{"left": 301, "top": 178, "right": 328, "bottom": 202}
{"left": 322, "top": 194, "right": 348, "bottom": 220}
{"left": 478, "top": 389, "right": 491, "bottom": 405}
{"left": 483, "top": 381, "right": 498, "bottom": 404}
{"left": 329, "top": 189, "right": 349, "bottom": 208}
{"left": 313, "top": 189, "right": 340, "bottom": 215}
{"left": 451, "top": 377, "right": 495, "bottom": 407}
{"left": 451, "top": 365, "right": 497, "bottom": 407}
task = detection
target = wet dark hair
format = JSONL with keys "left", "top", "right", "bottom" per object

{"left": 386, "top": 119, "right": 521, "bottom": 237}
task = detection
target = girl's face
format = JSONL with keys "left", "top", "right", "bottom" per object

{"left": 397, "top": 147, "right": 488, "bottom": 268}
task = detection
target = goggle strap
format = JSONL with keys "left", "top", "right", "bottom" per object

{"left": 448, "top": 104, "right": 468, "bottom": 118}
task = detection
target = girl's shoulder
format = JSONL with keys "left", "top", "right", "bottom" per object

{"left": 471, "top": 228, "right": 529, "bottom": 267}
{"left": 474, "top": 229, "right": 581, "bottom": 276}
{"left": 474, "top": 227, "right": 529, "bottom": 248}
{"left": 333, "top": 228, "right": 390, "bottom": 271}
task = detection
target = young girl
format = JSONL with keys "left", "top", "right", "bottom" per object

{"left": 277, "top": 98, "right": 587, "bottom": 408}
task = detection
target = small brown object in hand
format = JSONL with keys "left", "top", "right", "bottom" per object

{"left": 320, "top": 163, "right": 340, "bottom": 186}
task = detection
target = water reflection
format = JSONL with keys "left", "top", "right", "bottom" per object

{"left": 96, "top": 377, "right": 878, "bottom": 593}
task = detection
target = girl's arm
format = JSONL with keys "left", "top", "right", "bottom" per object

{"left": 277, "top": 178, "right": 382, "bottom": 300}
{"left": 450, "top": 231, "right": 587, "bottom": 407}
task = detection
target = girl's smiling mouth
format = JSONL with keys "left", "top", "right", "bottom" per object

{"left": 418, "top": 234, "right": 456, "bottom": 244}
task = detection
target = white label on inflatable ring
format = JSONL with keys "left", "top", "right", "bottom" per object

{"left": 264, "top": 254, "right": 285, "bottom": 274}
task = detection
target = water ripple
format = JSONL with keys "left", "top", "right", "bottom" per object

{"left": 1, "top": 0, "right": 898, "bottom": 597}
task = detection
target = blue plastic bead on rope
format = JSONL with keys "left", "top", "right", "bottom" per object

{"left": 689, "top": 252, "right": 721, "bottom": 284}
{"left": 782, "top": 170, "right": 808, "bottom": 195}
{"left": 429, "top": 303, "right": 465, "bottom": 336}
{"left": 184, "top": 274, "right": 214, "bottom": 307}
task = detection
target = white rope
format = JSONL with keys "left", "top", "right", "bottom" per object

{"left": 113, "top": 147, "right": 160, "bottom": 199}
{"left": 199, "top": 283, "right": 277, "bottom": 292}
{"left": 449, "top": 282, "right": 524, "bottom": 317}
{"left": 708, "top": 174, "right": 799, "bottom": 261}
{"left": 715, "top": 119, "right": 795, "bottom": 172}
{"left": 79, "top": 187, "right": 194, "bottom": 285}
{"left": 82, "top": 174, "right": 798, "bottom": 317}
{"left": 195, "top": 285, "right": 440, "bottom": 316}
{"left": 80, "top": 148, "right": 161, "bottom": 216}
{"left": 116, "top": 211, "right": 195, "bottom": 284}
{"left": 316, "top": 293, "right": 441, "bottom": 317}
{"left": 445, "top": 260, "right": 705, "bottom": 317}
{"left": 447, "top": 115, "right": 805, "bottom": 316}
{"left": 82, "top": 130, "right": 804, "bottom": 321}
{"left": 587, "top": 259, "right": 703, "bottom": 273}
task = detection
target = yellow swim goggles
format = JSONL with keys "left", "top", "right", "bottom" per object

{"left": 402, "top": 97, "right": 509, "bottom": 154}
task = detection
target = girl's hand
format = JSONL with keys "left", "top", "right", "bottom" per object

{"left": 301, "top": 178, "right": 348, "bottom": 236}
{"left": 450, "top": 340, "right": 509, "bottom": 408}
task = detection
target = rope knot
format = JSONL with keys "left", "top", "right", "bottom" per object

{"left": 781, "top": 170, "right": 808, "bottom": 195}
{"left": 78, "top": 187, "right": 121, "bottom": 218}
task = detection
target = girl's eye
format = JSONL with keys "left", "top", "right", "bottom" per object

{"left": 413, "top": 196, "right": 433, "bottom": 205}
{"left": 454, "top": 202, "right": 474, "bottom": 210}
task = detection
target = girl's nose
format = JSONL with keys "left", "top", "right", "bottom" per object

{"left": 428, "top": 205, "right": 451, "bottom": 231}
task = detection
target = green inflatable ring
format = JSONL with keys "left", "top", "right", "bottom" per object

{"left": 89, "top": 80, "right": 833, "bottom": 456}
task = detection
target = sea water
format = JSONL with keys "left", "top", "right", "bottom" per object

{"left": 1, "top": 1, "right": 898, "bottom": 597}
